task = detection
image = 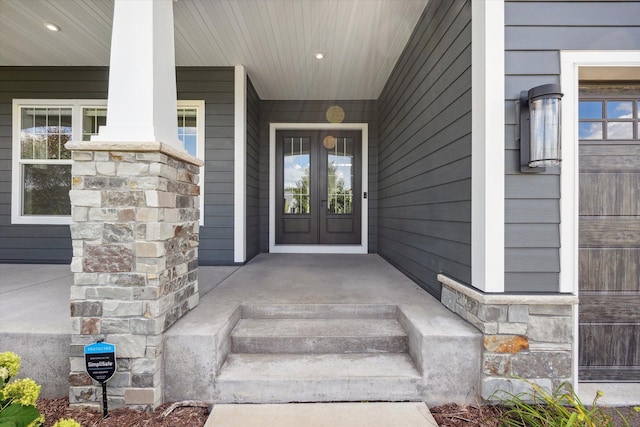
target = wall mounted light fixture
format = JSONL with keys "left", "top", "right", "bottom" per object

{"left": 518, "top": 83, "right": 563, "bottom": 173}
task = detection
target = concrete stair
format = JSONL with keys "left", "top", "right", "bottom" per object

{"left": 214, "top": 304, "right": 424, "bottom": 403}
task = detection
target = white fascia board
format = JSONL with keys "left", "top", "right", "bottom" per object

{"left": 559, "top": 50, "right": 640, "bottom": 294}
{"left": 471, "top": 0, "right": 505, "bottom": 292}
{"left": 234, "top": 65, "right": 247, "bottom": 263}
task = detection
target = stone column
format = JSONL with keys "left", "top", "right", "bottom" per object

{"left": 66, "top": 141, "right": 202, "bottom": 409}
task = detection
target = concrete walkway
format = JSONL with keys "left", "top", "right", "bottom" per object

{"left": 205, "top": 402, "right": 438, "bottom": 427}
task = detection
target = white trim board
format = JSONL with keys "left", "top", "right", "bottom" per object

{"left": 234, "top": 65, "right": 247, "bottom": 263}
{"left": 471, "top": 0, "right": 505, "bottom": 292}
{"left": 269, "top": 122, "right": 369, "bottom": 254}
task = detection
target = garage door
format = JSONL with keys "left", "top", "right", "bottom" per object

{"left": 578, "top": 85, "right": 640, "bottom": 381}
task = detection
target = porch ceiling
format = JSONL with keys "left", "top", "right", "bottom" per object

{"left": 0, "top": 0, "right": 428, "bottom": 100}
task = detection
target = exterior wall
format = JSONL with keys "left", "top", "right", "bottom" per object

{"left": 0, "top": 66, "right": 236, "bottom": 265}
{"left": 246, "top": 77, "right": 260, "bottom": 260}
{"left": 0, "top": 67, "right": 108, "bottom": 263}
{"left": 504, "top": 1, "right": 640, "bottom": 292}
{"left": 177, "top": 67, "right": 235, "bottom": 265}
{"left": 377, "top": 0, "right": 472, "bottom": 298}
{"left": 258, "top": 100, "right": 379, "bottom": 253}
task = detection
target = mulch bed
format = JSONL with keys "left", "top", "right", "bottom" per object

{"left": 38, "top": 398, "right": 210, "bottom": 427}
{"left": 38, "top": 399, "right": 503, "bottom": 426}
{"left": 37, "top": 398, "right": 640, "bottom": 426}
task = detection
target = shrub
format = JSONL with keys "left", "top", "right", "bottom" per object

{"left": 0, "top": 351, "right": 80, "bottom": 427}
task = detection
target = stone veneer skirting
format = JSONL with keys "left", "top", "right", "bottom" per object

{"left": 65, "top": 141, "right": 203, "bottom": 409}
{"left": 438, "top": 274, "right": 578, "bottom": 400}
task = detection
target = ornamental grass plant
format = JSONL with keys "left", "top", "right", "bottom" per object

{"left": 497, "top": 379, "right": 640, "bottom": 427}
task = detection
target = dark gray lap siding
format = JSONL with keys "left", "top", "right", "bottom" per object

{"left": 504, "top": 1, "right": 640, "bottom": 292}
{"left": 0, "top": 66, "right": 235, "bottom": 265}
{"left": 377, "top": 0, "right": 472, "bottom": 298}
{"left": 246, "top": 77, "right": 261, "bottom": 260}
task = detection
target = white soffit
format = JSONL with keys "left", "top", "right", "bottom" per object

{"left": 0, "top": 0, "right": 428, "bottom": 100}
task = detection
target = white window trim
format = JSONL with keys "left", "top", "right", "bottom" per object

{"left": 269, "top": 122, "right": 368, "bottom": 254}
{"left": 12, "top": 99, "right": 205, "bottom": 225}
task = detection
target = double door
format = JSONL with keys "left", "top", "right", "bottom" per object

{"left": 275, "top": 130, "right": 361, "bottom": 245}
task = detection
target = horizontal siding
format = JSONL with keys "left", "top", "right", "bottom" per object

{"left": 258, "top": 100, "right": 378, "bottom": 253}
{"left": 246, "top": 76, "right": 261, "bottom": 261}
{"left": 504, "top": 1, "right": 640, "bottom": 291}
{"left": 377, "top": 0, "right": 472, "bottom": 298}
{"left": 0, "top": 66, "right": 235, "bottom": 265}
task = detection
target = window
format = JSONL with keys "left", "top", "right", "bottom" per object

{"left": 12, "top": 100, "right": 205, "bottom": 224}
{"left": 579, "top": 89, "right": 640, "bottom": 141}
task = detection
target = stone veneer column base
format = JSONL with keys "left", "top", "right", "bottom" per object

{"left": 65, "top": 141, "right": 203, "bottom": 410}
{"left": 438, "top": 274, "right": 578, "bottom": 401}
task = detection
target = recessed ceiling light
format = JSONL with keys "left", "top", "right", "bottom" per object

{"left": 45, "top": 22, "right": 61, "bottom": 32}
{"left": 314, "top": 51, "right": 325, "bottom": 60}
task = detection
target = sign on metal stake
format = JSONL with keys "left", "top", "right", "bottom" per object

{"left": 84, "top": 341, "right": 116, "bottom": 418}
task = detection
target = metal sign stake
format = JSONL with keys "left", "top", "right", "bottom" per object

{"left": 84, "top": 340, "right": 117, "bottom": 418}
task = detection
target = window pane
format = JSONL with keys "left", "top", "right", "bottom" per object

{"left": 579, "top": 122, "right": 603, "bottom": 140}
{"left": 607, "top": 122, "right": 633, "bottom": 140}
{"left": 283, "top": 137, "right": 310, "bottom": 214}
{"left": 177, "top": 108, "right": 198, "bottom": 157}
{"left": 83, "top": 108, "right": 107, "bottom": 141}
{"left": 606, "top": 101, "right": 633, "bottom": 119}
{"left": 22, "top": 164, "right": 71, "bottom": 215}
{"left": 326, "top": 137, "right": 353, "bottom": 214}
{"left": 21, "top": 107, "right": 72, "bottom": 159}
{"left": 579, "top": 101, "right": 603, "bottom": 119}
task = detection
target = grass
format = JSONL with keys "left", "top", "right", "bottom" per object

{"left": 496, "top": 380, "right": 640, "bottom": 427}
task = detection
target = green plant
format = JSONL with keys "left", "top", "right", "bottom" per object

{"left": 497, "top": 380, "right": 640, "bottom": 427}
{"left": 0, "top": 352, "right": 43, "bottom": 427}
{"left": 52, "top": 419, "right": 81, "bottom": 427}
{"left": 0, "top": 352, "right": 80, "bottom": 427}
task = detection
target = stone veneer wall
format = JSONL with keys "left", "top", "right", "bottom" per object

{"left": 66, "top": 142, "right": 202, "bottom": 409}
{"left": 438, "top": 274, "right": 578, "bottom": 400}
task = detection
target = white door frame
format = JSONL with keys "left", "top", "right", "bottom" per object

{"left": 559, "top": 50, "right": 640, "bottom": 387}
{"left": 269, "top": 122, "right": 368, "bottom": 254}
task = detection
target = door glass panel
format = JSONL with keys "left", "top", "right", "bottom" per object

{"left": 326, "top": 137, "right": 353, "bottom": 214}
{"left": 283, "top": 137, "right": 310, "bottom": 214}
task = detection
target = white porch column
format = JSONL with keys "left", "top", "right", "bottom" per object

{"left": 471, "top": 0, "right": 505, "bottom": 292}
{"left": 92, "top": 0, "right": 180, "bottom": 149}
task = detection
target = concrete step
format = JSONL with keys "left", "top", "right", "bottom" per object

{"left": 241, "top": 304, "right": 398, "bottom": 319}
{"left": 231, "top": 318, "right": 408, "bottom": 354}
{"left": 215, "top": 353, "right": 423, "bottom": 403}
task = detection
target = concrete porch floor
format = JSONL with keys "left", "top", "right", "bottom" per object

{"left": 1, "top": 254, "right": 639, "bottom": 407}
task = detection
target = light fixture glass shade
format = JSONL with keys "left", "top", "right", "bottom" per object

{"left": 528, "top": 85, "right": 562, "bottom": 168}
